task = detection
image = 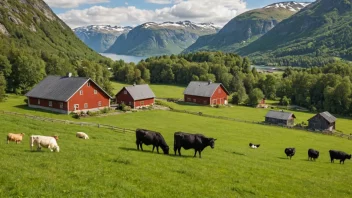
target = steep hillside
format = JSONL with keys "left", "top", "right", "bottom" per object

{"left": 238, "top": 0, "right": 352, "bottom": 66}
{"left": 0, "top": 0, "right": 111, "bottom": 94}
{"left": 105, "top": 21, "right": 220, "bottom": 56}
{"left": 74, "top": 25, "right": 132, "bottom": 52}
{"left": 184, "top": 2, "right": 310, "bottom": 53}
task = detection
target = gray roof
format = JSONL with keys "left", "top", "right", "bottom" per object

{"left": 183, "top": 81, "right": 229, "bottom": 97}
{"left": 25, "top": 76, "right": 112, "bottom": 101}
{"left": 312, "top": 111, "right": 336, "bottom": 123}
{"left": 265, "top": 110, "right": 296, "bottom": 120}
{"left": 123, "top": 84, "right": 155, "bottom": 100}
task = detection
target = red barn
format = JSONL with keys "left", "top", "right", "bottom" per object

{"left": 184, "top": 81, "right": 229, "bottom": 106}
{"left": 25, "top": 74, "right": 112, "bottom": 114}
{"left": 115, "top": 84, "right": 156, "bottom": 109}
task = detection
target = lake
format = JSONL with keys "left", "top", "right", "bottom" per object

{"left": 101, "top": 53, "right": 148, "bottom": 64}
{"left": 101, "top": 53, "right": 278, "bottom": 71}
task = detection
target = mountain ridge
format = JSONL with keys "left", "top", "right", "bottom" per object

{"left": 184, "top": 1, "right": 310, "bottom": 53}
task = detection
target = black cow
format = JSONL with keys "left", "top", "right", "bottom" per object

{"left": 285, "top": 148, "right": 295, "bottom": 159}
{"left": 329, "top": 150, "right": 352, "bottom": 164}
{"left": 174, "top": 132, "right": 216, "bottom": 158}
{"left": 308, "top": 148, "right": 319, "bottom": 161}
{"left": 135, "top": 129, "right": 169, "bottom": 154}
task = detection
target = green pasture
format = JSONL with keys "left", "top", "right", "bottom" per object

{"left": 160, "top": 101, "right": 352, "bottom": 135}
{"left": 1, "top": 110, "right": 351, "bottom": 197}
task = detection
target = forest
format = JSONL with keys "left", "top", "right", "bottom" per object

{"left": 111, "top": 52, "right": 352, "bottom": 115}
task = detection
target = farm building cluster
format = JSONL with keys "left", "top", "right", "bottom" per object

{"left": 25, "top": 74, "right": 337, "bottom": 132}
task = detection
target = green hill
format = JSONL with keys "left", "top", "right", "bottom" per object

{"left": 238, "top": 0, "right": 352, "bottom": 66}
{"left": 0, "top": 0, "right": 112, "bottom": 94}
{"left": 184, "top": 2, "right": 309, "bottom": 53}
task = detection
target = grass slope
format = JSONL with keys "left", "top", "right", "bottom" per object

{"left": 1, "top": 110, "right": 352, "bottom": 197}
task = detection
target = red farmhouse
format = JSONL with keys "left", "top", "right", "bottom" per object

{"left": 116, "top": 84, "right": 156, "bottom": 109}
{"left": 184, "top": 81, "right": 229, "bottom": 106}
{"left": 25, "top": 74, "right": 112, "bottom": 114}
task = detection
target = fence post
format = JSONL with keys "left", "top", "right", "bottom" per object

{"left": 98, "top": 124, "right": 100, "bottom": 128}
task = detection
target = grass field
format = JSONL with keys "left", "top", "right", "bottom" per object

{"left": 1, "top": 109, "right": 352, "bottom": 197}
{"left": 161, "top": 101, "right": 352, "bottom": 135}
{"left": 111, "top": 81, "right": 185, "bottom": 99}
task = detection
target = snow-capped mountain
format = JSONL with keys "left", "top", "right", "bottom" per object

{"left": 264, "top": 1, "right": 311, "bottom": 12}
{"left": 141, "top": 21, "right": 221, "bottom": 32}
{"left": 73, "top": 25, "right": 133, "bottom": 53}
{"left": 105, "top": 21, "right": 220, "bottom": 56}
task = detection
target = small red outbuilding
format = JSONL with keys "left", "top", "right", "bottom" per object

{"left": 184, "top": 81, "right": 229, "bottom": 106}
{"left": 25, "top": 74, "right": 112, "bottom": 114}
{"left": 115, "top": 84, "right": 156, "bottom": 109}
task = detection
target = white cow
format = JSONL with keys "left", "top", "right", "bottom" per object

{"left": 76, "top": 132, "right": 89, "bottom": 139}
{"left": 30, "top": 135, "right": 60, "bottom": 152}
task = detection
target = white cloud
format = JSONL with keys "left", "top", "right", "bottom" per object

{"left": 58, "top": 0, "right": 247, "bottom": 28}
{"left": 44, "top": 0, "right": 109, "bottom": 8}
{"left": 145, "top": 0, "right": 183, "bottom": 4}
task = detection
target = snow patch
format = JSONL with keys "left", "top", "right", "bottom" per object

{"left": 264, "top": 1, "right": 310, "bottom": 12}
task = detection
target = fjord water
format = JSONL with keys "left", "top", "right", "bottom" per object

{"left": 101, "top": 53, "right": 148, "bottom": 63}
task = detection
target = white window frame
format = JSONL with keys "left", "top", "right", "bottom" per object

{"left": 87, "top": 82, "right": 91, "bottom": 87}
{"left": 98, "top": 101, "right": 102, "bottom": 107}
{"left": 80, "top": 90, "right": 83, "bottom": 95}
{"left": 48, "top": 101, "right": 52, "bottom": 107}
{"left": 94, "top": 89, "right": 97, "bottom": 94}
{"left": 84, "top": 103, "right": 88, "bottom": 109}
{"left": 38, "top": 99, "right": 40, "bottom": 105}
{"left": 74, "top": 104, "right": 79, "bottom": 111}
{"left": 123, "top": 90, "right": 127, "bottom": 95}
{"left": 60, "top": 102, "right": 63, "bottom": 109}
{"left": 129, "top": 101, "right": 132, "bottom": 106}
{"left": 213, "top": 99, "right": 216, "bottom": 105}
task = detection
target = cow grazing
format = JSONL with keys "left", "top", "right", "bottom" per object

{"left": 249, "top": 143, "right": 260, "bottom": 149}
{"left": 136, "top": 129, "right": 169, "bottom": 154}
{"left": 174, "top": 132, "right": 216, "bottom": 158}
{"left": 285, "top": 148, "right": 295, "bottom": 159}
{"left": 30, "top": 135, "right": 60, "bottom": 152}
{"left": 308, "top": 148, "right": 319, "bottom": 161}
{"left": 76, "top": 132, "right": 89, "bottom": 139}
{"left": 7, "top": 133, "right": 25, "bottom": 144}
{"left": 329, "top": 150, "right": 352, "bottom": 164}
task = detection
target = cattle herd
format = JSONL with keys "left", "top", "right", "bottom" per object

{"left": 6, "top": 130, "right": 352, "bottom": 164}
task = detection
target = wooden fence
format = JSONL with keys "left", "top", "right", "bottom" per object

{"left": 2, "top": 109, "right": 352, "bottom": 140}
{"left": 0, "top": 110, "right": 135, "bottom": 134}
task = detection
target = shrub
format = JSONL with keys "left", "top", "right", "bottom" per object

{"left": 24, "top": 98, "right": 28, "bottom": 104}
{"left": 71, "top": 113, "right": 80, "bottom": 119}
{"left": 101, "top": 107, "right": 109, "bottom": 114}
{"left": 122, "top": 105, "right": 131, "bottom": 111}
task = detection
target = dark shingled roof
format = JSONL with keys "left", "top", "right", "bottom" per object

{"left": 265, "top": 110, "right": 296, "bottom": 120}
{"left": 183, "top": 81, "right": 229, "bottom": 97}
{"left": 309, "top": 111, "right": 337, "bottom": 123}
{"left": 123, "top": 84, "right": 155, "bottom": 100}
{"left": 25, "top": 76, "right": 112, "bottom": 101}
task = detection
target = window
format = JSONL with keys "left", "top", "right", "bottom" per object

{"left": 74, "top": 104, "right": 79, "bottom": 111}
{"left": 187, "top": 98, "right": 191, "bottom": 102}
{"left": 141, "top": 101, "right": 144, "bottom": 105}
{"left": 213, "top": 99, "right": 216, "bottom": 105}
{"left": 60, "top": 102, "right": 63, "bottom": 109}
{"left": 98, "top": 101, "right": 102, "bottom": 107}
{"left": 38, "top": 99, "right": 40, "bottom": 105}
{"left": 123, "top": 90, "right": 127, "bottom": 95}
{"left": 94, "top": 89, "right": 97, "bottom": 94}
{"left": 49, "top": 101, "right": 52, "bottom": 107}
{"left": 80, "top": 90, "right": 83, "bottom": 95}
{"left": 87, "top": 82, "right": 91, "bottom": 87}
{"left": 84, "top": 103, "right": 88, "bottom": 109}
{"left": 193, "top": 99, "right": 196, "bottom": 103}
{"left": 128, "top": 101, "right": 132, "bottom": 106}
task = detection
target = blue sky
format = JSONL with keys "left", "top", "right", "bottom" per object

{"left": 44, "top": 0, "right": 315, "bottom": 28}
